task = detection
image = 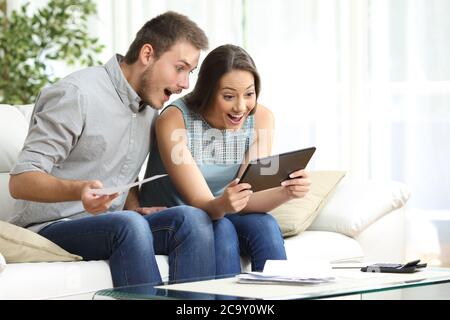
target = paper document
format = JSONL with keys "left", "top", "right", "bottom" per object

{"left": 92, "top": 174, "right": 168, "bottom": 196}
{"left": 236, "top": 273, "right": 335, "bottom": 285}
{"left": 236, "top": 259, "right": 335, "bottom": 285}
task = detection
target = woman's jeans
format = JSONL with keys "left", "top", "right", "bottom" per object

{"left": 214, "top": 213, "right": 287, "bottom": 276}
{"left": 38, "top": 205, "right": 217, "bottom": 288}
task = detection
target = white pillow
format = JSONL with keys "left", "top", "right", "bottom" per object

{"left": 0, "top": 252, "right": 6, "bottom": 273}
{"left": 308, "top": 179, "right": 411, "bottom": 237}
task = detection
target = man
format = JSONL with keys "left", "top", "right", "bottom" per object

{"left": 8, "top": 11, "right": 215, "bottom": 287}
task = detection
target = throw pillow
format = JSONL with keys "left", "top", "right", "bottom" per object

{"left": 308, "top": 180, "right": 411, "bottom": 237}
{"left": 0, "top": 252, "right": 5, "bottom": 273}
{"left": 0, "top": 221, "right": 82, "bottom": 263}
{"left": 270, "top": 171, "right": 346, "bottom": 238}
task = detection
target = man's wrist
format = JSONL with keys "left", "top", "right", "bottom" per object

{"left": 61, "top": 179, "right": 89, "bottom": 201}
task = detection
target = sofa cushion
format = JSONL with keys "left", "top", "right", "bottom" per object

{"left": 308, "top": 180, "right": 411, "bottom": 238}
{"left": 0, "top": 105, "right": 30, "bottom": 173}
{"left": 270, "top": 171, "right": 346, "bottom": 237}
{"left": 0, "top": 104, "right": 33, "bottom": 222}
{"left": 0, "top": 173, "right": 15, "bottom": 222}
{"left": 0, "top": 221, "right": 82, "bottom": 263}
{"left": 0, "top": 260, "right": 112, "bottom": 300}
{"left": 0, "top": 252, "right": 5, "bottom": 273}
{"left": 284, "top": 230, "right": 364, "bottom": 263}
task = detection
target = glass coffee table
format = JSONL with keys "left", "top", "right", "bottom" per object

{"left": 93, "top": 267, "right": 450, "bottom": 300}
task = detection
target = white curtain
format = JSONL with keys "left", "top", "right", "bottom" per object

{"left": 244, "top": 0, "right": 450, "bottom": 211}
{"left": 93, "top": 0, "right": 244, "bottom": 62}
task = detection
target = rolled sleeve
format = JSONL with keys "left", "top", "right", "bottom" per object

{"left": 10, "top": 82, "right": 85, "bottom": 175}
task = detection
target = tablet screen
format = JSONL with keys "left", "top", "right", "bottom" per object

{"left": 239, "top": 147, "right": 316, "bottom": 192}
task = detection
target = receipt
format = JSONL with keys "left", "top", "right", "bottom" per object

{"left": 92, "top": 174, "right": 168, "bottom": 196}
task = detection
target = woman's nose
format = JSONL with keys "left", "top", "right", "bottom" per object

{"left": 235, "top": 97, "right": 246, "bottom": 112}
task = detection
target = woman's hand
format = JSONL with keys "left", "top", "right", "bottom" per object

{"left": 281, "top": 170, "right": 311, "bottom": 200}
{"left": 135, "top": 207, "right": 167, "bottom": 215}
{"left": 218, "top": 179, "right": 253, "bottom": 213}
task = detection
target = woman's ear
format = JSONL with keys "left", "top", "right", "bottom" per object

{"left": 139, "top": 44, "right": 155, "bottom": 66}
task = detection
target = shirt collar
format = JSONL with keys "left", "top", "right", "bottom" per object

{"left": 105, "top": 54, "right": 143, "bottom": 113}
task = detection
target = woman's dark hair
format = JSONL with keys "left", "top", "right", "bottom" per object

{"left": 124, "top": 11, "right": 208, "bottom": 63}
{"left": 185, "top": 44, "right": 261, "bottom": 115}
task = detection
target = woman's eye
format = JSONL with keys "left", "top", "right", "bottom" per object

{"left": 224, "top": 95, "right": 234, "bottom": 100}
{"left": 246, "top": 92, "right": 255, "bottom": 97}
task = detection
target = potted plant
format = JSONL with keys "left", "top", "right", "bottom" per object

{"left": 0, "top": 0, "right": 104, "bottom": 105}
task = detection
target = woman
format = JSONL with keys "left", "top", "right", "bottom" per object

{"left": 140, "top": 44, "right": 311, "bottom": 275}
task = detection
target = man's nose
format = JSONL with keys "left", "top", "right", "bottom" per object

{"left": 178, "top": 73, "right": 189, "bottom": 89}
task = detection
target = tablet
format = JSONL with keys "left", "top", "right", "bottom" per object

{"left": 239, "top": 147, "right": 316, "bottom": 192}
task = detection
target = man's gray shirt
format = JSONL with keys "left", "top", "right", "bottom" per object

{"left": 9, "top": 55, "right": 157, "bottom": 232}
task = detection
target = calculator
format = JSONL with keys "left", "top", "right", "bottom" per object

{"left": 360, "top": 259, "right": 427, "bottom": 273}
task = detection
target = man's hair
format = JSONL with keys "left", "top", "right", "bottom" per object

{"left": 124, "top": 11, "right": 208, "bottom": 63}
{"left": 185, "top": 44, "right": 261, "bottom": 115}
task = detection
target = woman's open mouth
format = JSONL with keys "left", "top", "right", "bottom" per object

{"left": 227, "top": 114, "right": 244, "bottom": 125}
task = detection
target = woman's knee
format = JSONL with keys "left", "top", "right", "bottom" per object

{"left": 214, "top": 218, "right": 239, "bottom": 251}
{"left": 172, "top": 205, "right": 212, "bottom": 228}
{"left": 214, "top": 217, "right": 238, "bottom": 239}
{"left": 231, "top": 213, "right": 283, "bottom": 242}
{"left": 259, "top": 213, "right": 282, "bottom": 231}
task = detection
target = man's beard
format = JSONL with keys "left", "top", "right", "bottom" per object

{"left": 137, "top": 66, "right": 155, "bottom": 107}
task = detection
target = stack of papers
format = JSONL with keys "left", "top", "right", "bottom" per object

{"left": 236, "top": 272, "right": 335, "bottom": 285}
{"left": 236, "top": 259, "right": 336, "bottom": 285}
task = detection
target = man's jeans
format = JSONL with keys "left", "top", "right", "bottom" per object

{"left": 39, "top": 206, "right": 218, "bottom": 288}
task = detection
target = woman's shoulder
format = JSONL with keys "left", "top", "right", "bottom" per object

{"left": 157, "top": 105, "right": 185, "bottom": 129}
{"left": 253, "top": 103, "right": 274, "bottom": 129}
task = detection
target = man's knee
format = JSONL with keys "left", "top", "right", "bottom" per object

{"left": 108, "top": 211, "right": 152, "bottom": 240}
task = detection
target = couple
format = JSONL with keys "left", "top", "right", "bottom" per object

{"left": 9, "top": 11, "right": 311, "bottom": 287}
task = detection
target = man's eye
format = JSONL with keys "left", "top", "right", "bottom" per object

{"left": 176, "top": 66, "right": 184, "bottom": 72}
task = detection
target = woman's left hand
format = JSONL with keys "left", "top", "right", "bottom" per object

{"left": 280, "top": 170, "right": 311, "bottom": 199}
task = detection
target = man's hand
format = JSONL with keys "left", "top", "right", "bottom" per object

{"left": 134, "top": 207, "right": 167, "bottom": 215}
{"left": 81, "top": 180, "right": 119, "bottom": 214}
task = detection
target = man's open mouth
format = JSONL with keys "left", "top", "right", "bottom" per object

{"left": 164, "top": 89, "right": 172, "bottom": 99}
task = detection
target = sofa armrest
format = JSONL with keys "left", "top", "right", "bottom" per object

{"left": 307, "top": 179, "right": 410, "bottom": 238}
{"left": 0, "top": 252, "right": 6, "bottom": 273}
{"left": 356, "top": 207, "right": 406, "bottom": 262}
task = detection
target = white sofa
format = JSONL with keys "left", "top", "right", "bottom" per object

{"left": 0, "top": 104, "right": 408, "bottom": 300}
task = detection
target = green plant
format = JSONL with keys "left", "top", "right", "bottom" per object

{"left": 0, "top": 0, "right": 104, "bottom": 104}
